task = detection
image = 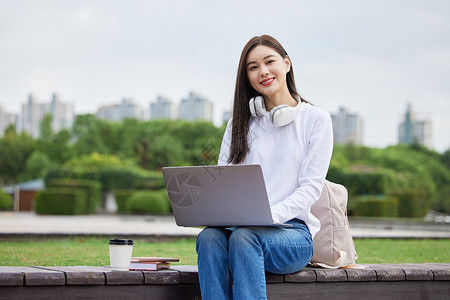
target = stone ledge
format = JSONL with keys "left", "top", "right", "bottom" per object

{"left": 1, "top": 264, "right": 449, "bottom": 300}
{"left": 0, "top": 263, "right": 448, "bottom": 287}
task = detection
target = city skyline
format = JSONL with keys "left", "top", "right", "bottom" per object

{"left": 1, "top": 1, "right": 449, "bottom": 152}
{"left": 2, "top": 90, "right": 216, "bottom": 119}
{"left": 1, "top": 92, "right": 437, "bottom": 152}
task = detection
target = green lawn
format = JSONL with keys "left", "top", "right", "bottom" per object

{"left": 353, "top": 238, "right": 450, "bottom": 264}
{"left": 0, "top": 237, "right": 448, "bottom": 267}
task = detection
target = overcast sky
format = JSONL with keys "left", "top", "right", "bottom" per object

{"left": 0, "top": 0, "right": 449, "bottom": 152}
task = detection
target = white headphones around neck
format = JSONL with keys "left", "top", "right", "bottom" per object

{"left": 249, "top": 96, "right": 301, "bottom": 127}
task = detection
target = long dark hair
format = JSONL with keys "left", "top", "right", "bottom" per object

{"left": 228, "top": 35, "right": 307, "bottom": 164}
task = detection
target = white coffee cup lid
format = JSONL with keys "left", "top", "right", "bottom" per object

{"left": 108, "top": 239, "right": 134, "bottom": 245}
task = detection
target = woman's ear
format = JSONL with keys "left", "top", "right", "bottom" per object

{"left": 284, "top": 56, "right": 291, "bottom": 73}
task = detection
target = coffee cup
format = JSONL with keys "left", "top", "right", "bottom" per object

{"left": 108, "top": 239, "right": 134, "bottom": 271}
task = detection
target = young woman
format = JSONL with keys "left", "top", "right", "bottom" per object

{"left": 196, "top": 35, "right": 334, "bottom": 300}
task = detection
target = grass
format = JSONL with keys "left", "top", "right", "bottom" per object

{"left": 1, "top": 237, "right": 198, "bottom": 266}
{"left": 353, "top": 239, "right": 450, "bottom": 264}
{"left": 0, "top": 237, "right": 449, "bottom": 267}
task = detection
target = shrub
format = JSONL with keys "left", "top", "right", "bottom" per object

{"left": 390, "top": 189, "right": 428, "bottom": 218}
{"left": 99, "top": 168, "right": 142, "bottom": 190}
{"left": 327, "top": 167, "right": 399, "bottom": 196}
{"left": 126, "top": 189, "right": 171, "bottom": 214}
{"left": 114, "top": 190, "right": 134, "bottom": 213}
{"left": 35, "top": 188, "right": 86, "bottom": 215}
{"left": 431, "top": 185, "right": 450, "bottom": 214}
{"left": 352, "top": 195, "right": 399, "bottom": 217}
{"left": 48, "top": 178, "right": 101, "bottom": 214}
{"left": 45, "top": 165, "right": 164, "bottom": 191}
{"left": 133, "top": 175, "right": 166, "bottom": 190}
{"left": 329, "top": 144, "right": 450, "bottom": 212}
{"left": 0, "top": 189, "right": 13, "bottom": 211}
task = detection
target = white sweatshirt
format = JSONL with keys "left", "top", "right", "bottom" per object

{"left": 218, "top": 102, "right": 333, "bottom": 238}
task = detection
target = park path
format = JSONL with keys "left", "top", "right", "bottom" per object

{"left": 1, "top": 212, "right": 449, "bottom": 239}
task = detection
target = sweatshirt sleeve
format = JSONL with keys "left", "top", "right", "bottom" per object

{"left": 217, "top": 118, "right": 233, "bottom": 166}
{"left": 270, "top": 109, "right": 333, "bottom": 224}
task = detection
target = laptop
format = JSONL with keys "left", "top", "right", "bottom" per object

{"left": 162, "top": 164, "right": 287, "bottom": 227}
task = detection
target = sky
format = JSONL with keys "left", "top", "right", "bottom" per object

{"left": 0, "top": 0, "right": 449, "bottom": 152}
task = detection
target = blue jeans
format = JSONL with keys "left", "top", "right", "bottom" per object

{"left": 196, "top": 219, "right": 313, "bottom": 300}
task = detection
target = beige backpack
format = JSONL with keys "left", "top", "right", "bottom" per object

{"left": 310, "top": 180, "right": 358, "bottom": 268}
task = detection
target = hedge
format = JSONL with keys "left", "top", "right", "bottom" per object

{"left": 35, "top": 188, "right": 86, "bottom": 215}
{"left": 114, "top": 189, "right": 134, "bottom": 213}
{"left": 45, "top": 167, "right": 164, "bottom": 191}
{"left": 126, "top": 189, "right": 171, "bottom": 214}
{"left": 431, "top": 185, "right": 450, "bottom": 214}
{"left": 0, "top": 189, "right": 13, "bottom": 211}
{"left": 48, "top": 178, "right": 101, "bottom": 214}
{"left": 133, "top": 176, "right": 166, "bottom": 190}
{"left": 352, "top": 195, "right": 399, "bottom": 217}
{"left": 327, "top": 166, "right": 400, "bottom": 196}
{"left": 389, "top": 189, "right": 429, "bottom": 218}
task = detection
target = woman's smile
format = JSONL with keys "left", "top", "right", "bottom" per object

{"left": 260, "top": 77, "right": 275, "bottom": 86}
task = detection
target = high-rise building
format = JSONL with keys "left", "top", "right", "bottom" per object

{"left": 0, "top": 105, "right": 18, "bottom": 137}
{"left": 48, "top": 93, "right": 75, "bottom": 133}
{"left": 398, "top": 103, "right": 432, "bottom": 148}
{"left": 330, "top": 107, "right": 364, "bottom": 145}
{"left": 97, "top": 98, "right": 143, "bottom": 121}
{"left": 150, "top": 96, "right": 175, "bottom": 120}
{"left": 21, "top": 93, "right": 74, "bottom": 138}
{"left": 177, "top": 92, "right": 213, "bottom": 122}
{"left": 21, "top": 94, "right": 41, "bottom": 138}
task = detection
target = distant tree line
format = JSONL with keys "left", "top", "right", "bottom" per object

{"left": 0, "top": 114, "right": 225, "bottom": 184}
{"left": 328, "top": 144, "right": 450, "bottom": 216}
{"left": 0, "top": 114, "right": 449, "bottom": 215}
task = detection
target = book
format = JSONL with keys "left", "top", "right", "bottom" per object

{"left": 129, "top": 261, "right": 171, "bottom": 271}
{"left": 131, "top": 257, "right": 179, "bottom": 263}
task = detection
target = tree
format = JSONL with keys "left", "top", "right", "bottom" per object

{"left": 97, "top": 118, "right": 123, "bottom": 155}
{"left": 441, "top": 149, "right": 450, "bottom": 170}
{"left": 146, "top": 134, "right": 184, "bottom": 170}
{"left": 168, "top": 120, "right": 224, "bottom": 165}
{"left": 19, "top": 151, "right": 53, "bottom": 181}
{"left": 125, "top": 121, "right": 185, "bottom": 170}
{"left": 72, "top": 114, "right": 108, "bottom": 155}
{"left": 328, "top": 144, "right": 450, "bottom": 216}
{"left": 36, "top": 115, "right": 74, "bottom": 164}
{"left": 40, "top": 113, "right": 53, "bottom": 144}
{"left": 50, "top": 129, "right": 75, "bottom": 163}
{"left": 0, "top": 125, "right": 36, "bottom": 183}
